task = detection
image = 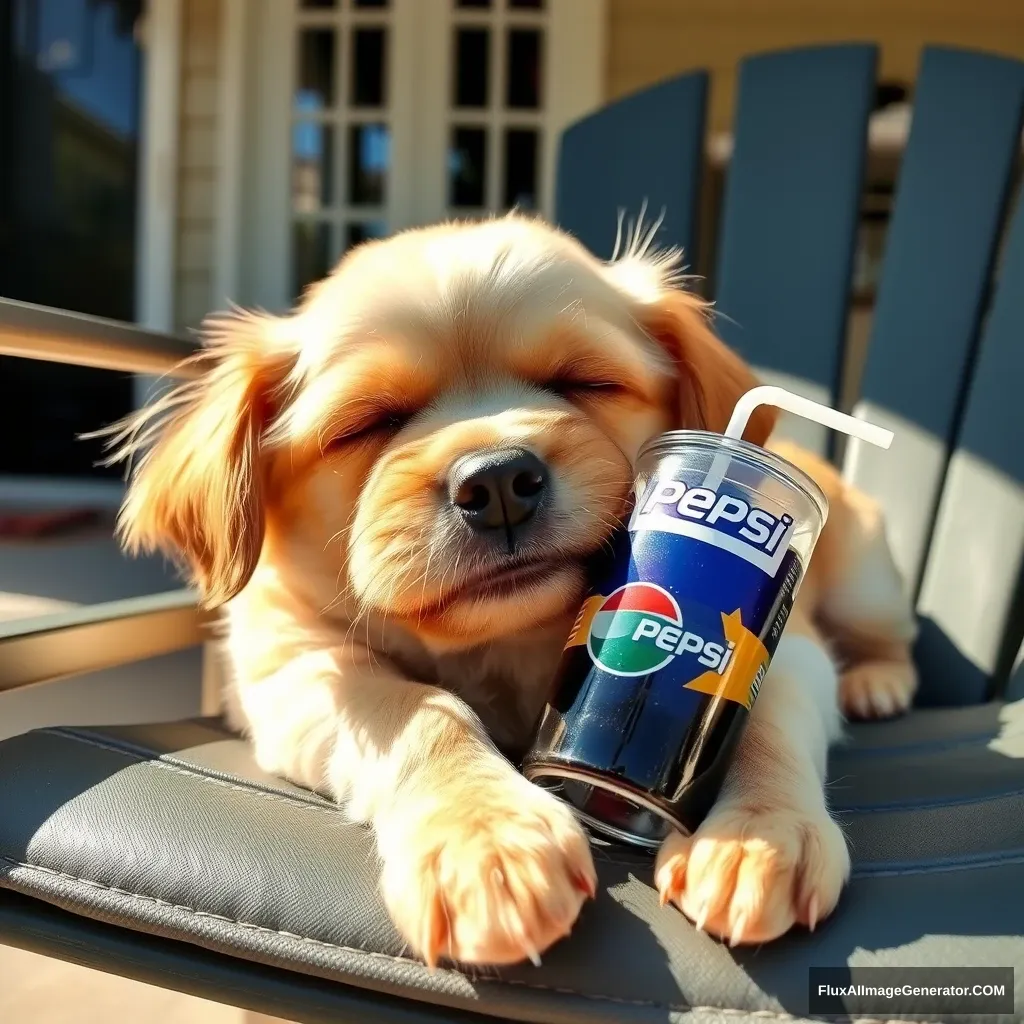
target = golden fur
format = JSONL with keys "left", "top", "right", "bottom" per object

{"left": 108, "top": 214, "right": 917, "bottom": 964}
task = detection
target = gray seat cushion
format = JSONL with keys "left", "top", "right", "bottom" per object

{"left": 1, "top": 702, "right": 1023, "bottom": 1024}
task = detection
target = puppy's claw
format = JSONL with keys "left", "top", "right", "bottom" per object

{"left": 655, "top": 854, "right": 687, "bottom": 907}
{"left": 572, "top": 869, "right": 597, "bottom": 900}
{"left": 655, "top": 803, "right": 850, "bottom": 946}
{"left": 806, "top": 894, "right": 819, "bottom": 933}
{"left": 693, "top": 901, "right": 709, "bottom": 933}
{"left": 419, "top": 886, "right": 449, "bottom": 969}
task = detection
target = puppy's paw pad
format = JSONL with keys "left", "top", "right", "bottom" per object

{"left": 840, "top": 660, "right": 917, "bottom": 720}
{"left": 382, "top": 778, "right": 595, "bottom": 967}
{"left": 655, "top": 804, "right": 849, "bottom": 945}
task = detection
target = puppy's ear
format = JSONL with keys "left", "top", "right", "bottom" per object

{"left": 641, "top": 288, "right": 776, "bottom": 446}
{"left": 603, "top": 251, "right": 776, "bottom": 446}
{"left": 109, "top": 310, "right": 297, "bottom": 607}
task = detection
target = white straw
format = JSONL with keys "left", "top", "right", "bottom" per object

{"left": 724, "top": 385, "right": 893, "bottom": 448}
{"left": 703, "top": 385, "right": 894, "bottom": 491}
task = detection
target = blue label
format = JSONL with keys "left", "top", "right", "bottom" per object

{"left": 629, "top": 475, "right": 796, "bottom": 577}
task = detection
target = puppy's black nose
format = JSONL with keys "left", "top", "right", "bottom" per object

{"left": 449, "top": 448, "right": 549, "bottom": 532}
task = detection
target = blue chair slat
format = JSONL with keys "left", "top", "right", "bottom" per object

{"left": 913, "top": 182, "right": 1024, "bottom": 705}
{"left": 844, "top": 48, "right": 1024, "bottom": 599}
{"left": 711, "top": 44, "right": 877, "bottom": 455}
{"left": 554, "top": 72, "right": 709, "bottom": 264}
{"left": 1008, "top": 639, "right": 1024, "bottom": 703}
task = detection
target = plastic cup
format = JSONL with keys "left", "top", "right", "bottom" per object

{"left": 522, "top": 430, "right": 831, "bottom": 847}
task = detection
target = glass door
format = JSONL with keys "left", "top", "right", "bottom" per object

{"left": 0, "top": 0, "right": 143, "bottom": 477}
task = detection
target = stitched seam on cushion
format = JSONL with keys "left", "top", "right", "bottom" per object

{"left": 39, "top": 729, "right": 349, "bottom": 819}
{"left": 832, "top": 786, "right": 1024, "bottom": 814}
{"left": 0, "top": 856, "right": 946, "bottom": 1024}
{"left": 48, "top": 725, "right": 332, "bottom": 810}
{"left": 850, "top": 849, "right": 1024, "bottom": 878}
{"left": 832, "top": 735, "right": 1000, "bottom": 758}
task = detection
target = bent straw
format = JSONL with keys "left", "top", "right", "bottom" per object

{"left": 703, "top": 385, "right": 893, "bottom": 491}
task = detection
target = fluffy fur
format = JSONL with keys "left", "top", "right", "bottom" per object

{"left": 107, "top": 214, "right": 918, "bottom": 965}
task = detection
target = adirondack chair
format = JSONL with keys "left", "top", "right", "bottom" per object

{"left": 2, "top": 42, "right": 1024, "bottom": 1024}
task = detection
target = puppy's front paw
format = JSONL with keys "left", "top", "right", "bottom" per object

{"left": 655, "top": 802, "right": 850, "bottom": 946}
{"left": 840, "top": 659, "right": 917, "bottom": 720}
{"left": 380, "top": 777, "right": 596, "bottom": 967}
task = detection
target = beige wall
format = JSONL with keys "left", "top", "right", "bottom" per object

{"left": 607, "top": 0, "right": 1024, "bottom": 131}
{"left": 174, "top": 0, "right": 221, "bottom": 332}
{"left": 168, "top": 1, "right": 1024, "bottom": 328}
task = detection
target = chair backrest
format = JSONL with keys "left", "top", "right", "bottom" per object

{"left": 552, "top": 43, "right": 1024, "bottom": 707}
{"left": 843, "top": 48, "right": 1024, "bottom": 600}
{"left": 711, "top": 44, "right": 878, "bottom": 455}
{"left": 911, "top": 187, "right": 1024, "bottom": 704}
{"left": 554, "top": 71, "right": 708, "bottom": 265}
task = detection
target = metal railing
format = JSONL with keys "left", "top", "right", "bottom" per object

{"left": 0, "top": 298, "right": 206, "bottom": 690}
{"left": 0, "top": 297, "right": 198, "bottom": 376}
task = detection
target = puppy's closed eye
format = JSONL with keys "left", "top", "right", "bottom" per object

{"left": 327, "top": 408, "right": 417, "bottom": 449}
{"left": 542, "top": 374, "right": 628, "bottom": 398}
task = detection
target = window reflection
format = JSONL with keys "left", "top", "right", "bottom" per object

{"left": 352, "top": 27, "right": 386, "bottom": 107}
{"left": 297, "top": 28, "right": 336, "bottom": 110}
{"left": 348, "top": 123, "right": 390, "bottom": 204}
{"left": 292, "top": 122, "right": 334, "bottom": 212}
{"left": 454, "top": 28, "right": 489, "bottom": 108}
{"left": 293, "top": 221, "right": 333, "bottom": 299}
{"left": 503, "top": 128, "right": 537, "bottom": 209}
{"left": 449, "top": 128, "right": 487, "bottom": 207}
{"left": 347, "top": 221, "right": 388, "bottom": 249}
{"left": 506, "top": 28, "right": 541, "bottom": 109}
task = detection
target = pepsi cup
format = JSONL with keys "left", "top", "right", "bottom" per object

{"left": 522, "top": 431, "right": 828, "bottom": 848}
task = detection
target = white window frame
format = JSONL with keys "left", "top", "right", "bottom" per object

{"left": 218, "top": 0, "right": 605, "bottom": 314}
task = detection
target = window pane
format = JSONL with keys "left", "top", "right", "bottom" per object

{"left": 300, "top": 0, "right": 336, "bottom": 8}
{"left": 508, "top": 0, "right": 543, "bottom": 6}
{"left": 454, "top": 29, "right": 488, "bottom": 108}
{"left": 503, "top": 128, "right": 537, "bottom": 209}
{"left": 456, "top": 0, "right": 491, "bottom": 7}
{"left": 506, "top": 29, "right": 541, "bottom": 109}
{"left": 449, "top": 127, "right": 487, "bottom": 207}
{"left": 354, "top": 0, "right": 389, "bottom": 6}
{"left": 348, "top": 124, "right": 390, "bottom": 204}
{"left": 293, "top": 221, "right": 333, "bottom": 299}
{"left": 347, "top": 220, "right": 389, "bottom": 249}
{"left": 292, "top": 123, "right": 334, "bottom": 212}
{"left": 297, "top": 29, "right": 336, "bottom": 111}
{"left": 352, "top": 27, "right": 387, "bottom": 107}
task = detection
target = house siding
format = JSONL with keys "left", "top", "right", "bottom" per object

{"left": 174, "top": 0, "right": 222, "bottom": 333}
{"left": 607, "top": 0, "right": 1024, "bottom": 131}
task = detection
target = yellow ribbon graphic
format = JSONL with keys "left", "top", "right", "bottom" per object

{"left": 563, "top": 595, "right": 604, "bottom": 649}
{"left": 682, "top": 609, "right": 769, "bottom": 710}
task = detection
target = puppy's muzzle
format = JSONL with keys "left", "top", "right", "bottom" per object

{"left": 448, "top": 448, "right": 549, "bottom": 538}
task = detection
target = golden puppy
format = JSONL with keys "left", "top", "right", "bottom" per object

{"left": 108, "top": 214, "right": 917, "bottom": 964}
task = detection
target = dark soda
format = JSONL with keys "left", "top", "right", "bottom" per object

{"left": 522, "top": 432, "right": 824, "bottom": 848}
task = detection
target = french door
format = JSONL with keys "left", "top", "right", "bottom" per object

{"left": 239, "top": 0, "right": 602, "bottom": 311}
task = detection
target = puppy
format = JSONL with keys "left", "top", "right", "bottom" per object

{"left": 108, "top": 214, "right": 917, "bottom": 964}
